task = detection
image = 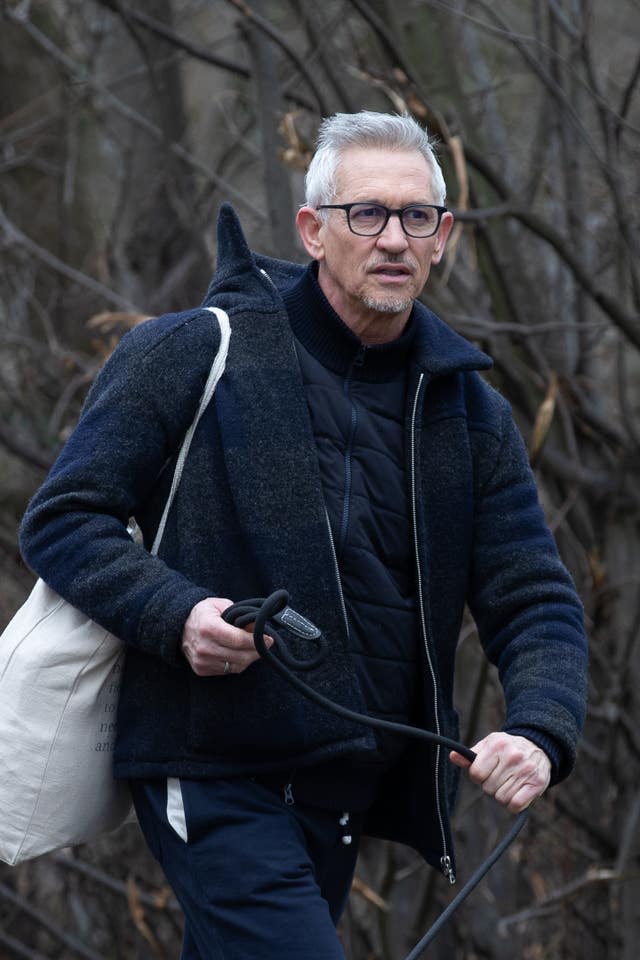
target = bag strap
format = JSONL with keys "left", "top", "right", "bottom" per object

{"left": 150, "top": 307, "right": 231, "bottom": 556}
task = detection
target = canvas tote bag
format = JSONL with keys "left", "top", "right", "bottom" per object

{"left": 0, "top": 307, "right": 230, "bottom": 865}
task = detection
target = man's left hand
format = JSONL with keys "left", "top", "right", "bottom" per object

{"left": 449, "top": 732, "right": 551, "bottom": 813}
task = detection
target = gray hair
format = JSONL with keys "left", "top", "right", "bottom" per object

{"left": 304, "top": 111, "right": 447, "bottom": 208}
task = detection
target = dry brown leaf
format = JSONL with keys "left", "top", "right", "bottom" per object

{"left": 351, "top": 875, "right": 390, "bottom": 913}
{"left": 530, "top": 870, "right": 547, "bottom": 900}
{"left": 530, "top": 374, "right": 559, "bottom": 465}
{"left": 406, "top": 92, "right": 429, "bottom": 121}
{"left": 152, "top": 885, "right": 174, "bottom": 911}
{"left": 278, "top": 111, "right": 313, "bottom": 171}
{"left": 126, "top": 875, "right": 165, "bottom": 957}
{"left": 588, "top": 547, "right": 607, "bottom": 592}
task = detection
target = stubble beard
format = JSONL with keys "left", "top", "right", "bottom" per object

{"left": 360, "top": 293, "right": 414, "bottom": 315}
{"left": 361, "top": 254, "right": 417, "bottom": 316}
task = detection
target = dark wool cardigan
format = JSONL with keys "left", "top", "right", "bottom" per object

{"left": 19, "top": 204, "right": 588, "bottom": 876}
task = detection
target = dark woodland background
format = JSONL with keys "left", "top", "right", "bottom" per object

{"left": 1, "top": 0, "right": 639, "bottom": 957}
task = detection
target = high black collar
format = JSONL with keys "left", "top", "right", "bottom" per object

{"left": 282, "top": 262, "right": 416, "bottom": 383}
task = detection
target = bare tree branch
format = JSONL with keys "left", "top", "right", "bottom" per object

{"left": 242, "top": 16, "right": 297, "bottom": 260}
{"left": 0, "top": 929, "right": 49, "bottom": 960}
{"left": 288, "top": 0, "right": 358, "bottom": 113}
{"left": 3, "top": 6, "right": 264, "bottom": 218}
{"left": 0, "top": 206, "right": 137, "bottom": 311}
{"left": 345, "top": 0, "right": 454, "bottom": 138}
{"left": 52, "top": 851, "right": 182, "bottom": 914}
{"left": 618, "top": 49, "right": 640, "bottom": 135}
{"left": 0, "top": 421, "right": 52, "bottom": 471}
{"left": 223, "top": 0, "right": 331, "bottom": 115}
{"left": 498, "top": 867, "right": 620, "bottom": 931}
{"left": 509, "top": 206, "right": 640, "bottom": 351}
{"left": 0, "top": 882, "right": 105, "bottom": 960}
{"left": 92, "top": 0, "right": 315, "bottom": 111}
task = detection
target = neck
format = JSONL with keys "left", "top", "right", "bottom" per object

{"left": 282, "top": 262, "right": 416, "bottom": 381}
{"left": 338, "top": 309, "right": 411, "bottom": 345}
{"left": 316, "top": 268, "right": 413, "bottom": 345}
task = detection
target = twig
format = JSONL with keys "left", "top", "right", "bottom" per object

{"left": 93, "top": 0, "right": 314, "bottom": 111}
{"left": 453, "top": 316, "right": 608, "bottom": 337}
{"left": 288, "top": 0, "right": 357, "bottom": 113}
{"left": 615, "top": 791, "right": 640, "bottom": 876}
{"left": 497, "top": 867, "right": 619, "bottom": 931}
{"left": 616, "top": 317, "right": 640, "bottom": 449}
{"left": 4, "top": 7, "right": 262, "bottom": 218}
{"left": 508, "top": 206, "right": 640, "bottom": 352}
{"left": 618, "top": 50, "right": 640, "bottom": 136}
{"left": 450, "top": 203, "right": 511, "bottom": 222}
{"left": 0, "top": 421, "right": 53, "bottom": 471}
{"left": 345, "top": 0, "right": 454, "bottom": 140}
{"left": 223, "top": 0, "right": 329, "bottom": 115}
{"left": 48, "top": 370, "right": 95, "bottom": 438}
{"left": 0, "top": 206, "right": 137, "bottom": 311}
{"left": 52, "top": 851, "right": 182, "bottom": 914}
{"left": 0, "top": 882, "right": 104, "bottom": 960}
{"left": 351, "top": 876, "right": 390, "bottom": 913}
{"left": 0, "top": 929, "right": 49, "bottom": 960}
{"left": 241, "top": 18, "right": 297, "bottom": 260}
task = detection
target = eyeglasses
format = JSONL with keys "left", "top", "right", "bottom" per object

{"left": 316, "top": 202, "right": 447, "bottom": 238}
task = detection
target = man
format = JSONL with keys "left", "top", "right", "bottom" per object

{"left": 20, "top": 112, "right": 588, "bottom": 959}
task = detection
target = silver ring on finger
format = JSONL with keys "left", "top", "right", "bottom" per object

{"left": 223, "top": 660, "right": 231, "bottom": 675}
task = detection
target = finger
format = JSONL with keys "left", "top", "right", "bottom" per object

{"left": 218, "top": 634, "right": 276, "bottom": 673}
{"left": 487, "top": 756, "right": 549, "bottom": 807}
{"left": 449, "top": 750, "right": 472, "bottom": 768}
{"left": 506, "top": 781, "right": 543, "bottom": 813}
{"left": 467, "top": 750, "right": 501, "bottom": 787}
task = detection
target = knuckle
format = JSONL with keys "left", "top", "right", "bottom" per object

{"left": 230, "top": 631, "right": 251, "bottom": 651}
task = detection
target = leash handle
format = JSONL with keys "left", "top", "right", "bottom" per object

{"left": 223, "top": 591, "right": 476, "bottom": 763}
{"left": 222, "top": 591, "right": 529, "bottom": 958}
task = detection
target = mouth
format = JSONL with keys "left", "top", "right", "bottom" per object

{"left": 370, "top": 264, "right": 413, "bottom": 283}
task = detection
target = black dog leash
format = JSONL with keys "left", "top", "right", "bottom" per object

{"left": 223, "top": 590, "right": 528, "bottom": 958}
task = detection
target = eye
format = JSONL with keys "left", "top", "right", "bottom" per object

{"left": 350, "top": 203, "right": 386, "bottom": 222}
{"left": 404, "top": 206, "right": 434, "bottom": 224}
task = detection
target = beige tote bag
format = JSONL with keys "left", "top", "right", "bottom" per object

{"left": 0, "top": 307, "right": 230, "bottom": 865}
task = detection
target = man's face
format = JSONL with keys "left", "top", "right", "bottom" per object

{"left": 297, "top": 147, "right": 453, "bottom": 342}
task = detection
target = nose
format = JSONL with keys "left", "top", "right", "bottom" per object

{"left": 375, "top": 212, "right": 409, "bottom": 252}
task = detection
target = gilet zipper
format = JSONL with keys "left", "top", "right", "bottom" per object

{"left": 338, "top": 345, "right": 366, "bottom": 554}
{"left": 325, "top": 508, "right": 350, "bottom": 642}
{"left": 410, "top": 372, "right": 455, "bottom": 885}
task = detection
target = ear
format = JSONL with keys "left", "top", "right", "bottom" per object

{"left": 430, "top": 211, "right": 454, "bottom": 265}
{"left": 296, "top": 206, "right": 325, "bottom": 261}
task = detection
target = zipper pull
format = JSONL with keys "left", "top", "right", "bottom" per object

{"left": 441, "top": 855, "right": 456, "bottom": 885}
{"left": 283, "top": 782, "right": 295, "bottom": 806}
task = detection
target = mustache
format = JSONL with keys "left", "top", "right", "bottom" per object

{"left": 366, "top": 254, "right": 418, "bottom": 273}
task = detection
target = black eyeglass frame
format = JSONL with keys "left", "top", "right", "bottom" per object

{"left": 316, "top": 202, "right": 448, "bottom": 238}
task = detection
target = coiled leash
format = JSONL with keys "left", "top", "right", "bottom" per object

{"left": 223, "top": 590, "right": 529, "bottom": 958}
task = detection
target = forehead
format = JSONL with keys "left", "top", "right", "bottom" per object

{"left": 334, "top": 147, "right": 435, "bottom": 203}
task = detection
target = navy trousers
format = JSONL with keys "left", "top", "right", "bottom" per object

{"left": 130, "top": 777, "right": 362, "bottom": 959}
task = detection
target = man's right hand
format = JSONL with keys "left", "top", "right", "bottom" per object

{"left": 181, "top": 598, "right": 273, "bottom": 676}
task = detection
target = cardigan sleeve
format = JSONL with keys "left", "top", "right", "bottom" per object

{"left": 19, "top": 308, "right": 223, "bottom": 665}
{"left": 467, "top": 397, "right": 588, "bottom": 784}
